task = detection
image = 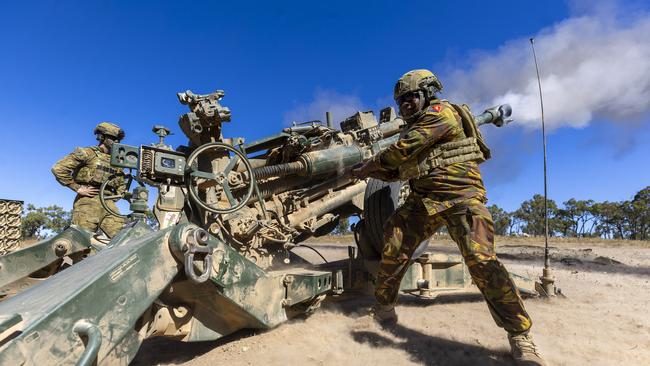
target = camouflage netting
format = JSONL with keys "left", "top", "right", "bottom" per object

{"left": 0, "top": 199, "right": 23, "bottom": 254}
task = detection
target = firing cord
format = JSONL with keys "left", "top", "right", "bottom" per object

{"left": 216, "top": 220, "right": 247, "bottom": 247}
{"left": 288, "top": 243, "right": 329, "bottom": 263}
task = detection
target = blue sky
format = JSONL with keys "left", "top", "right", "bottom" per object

{"left": 1, "top": 0, "right": 648, "bottom": 212}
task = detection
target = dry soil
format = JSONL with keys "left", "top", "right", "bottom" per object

{"left": 132, "top": 236, "right": 650, "bottom": 366}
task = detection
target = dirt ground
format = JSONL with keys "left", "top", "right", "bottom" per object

{"left": 132, "top": 236, "right": 650, "bottom": 366}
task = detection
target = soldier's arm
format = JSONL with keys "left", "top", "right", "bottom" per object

{"left": 51, "top": 148, "right": 90, "bottom": 192}
{"left": 377, "top": 104, "right": 457, "bottom": 171}
{"left": 366, "top": 164, "right": 400, "bottom": 181}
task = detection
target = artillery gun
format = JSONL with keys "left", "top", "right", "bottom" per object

{"left": 0, "top": 90, "right": 518, "bottom": 365}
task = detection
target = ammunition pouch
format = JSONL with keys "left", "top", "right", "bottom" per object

{"left": 74, "top": 149, "right": 121, "bottom": 186}
{"left": 75, "top": 165, "right": 120, "bottom": 186}
{"left": 398, "top": 137, "right": 485, "bottom": 180}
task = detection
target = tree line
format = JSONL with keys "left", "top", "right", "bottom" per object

{"left": 20, "top": 204, "right": 71, "bottom": 238}
{"left": 17, "top": 186, "right": 649, "bottom": 240}
{"left": 19, "top": 204, "right": 158, "bottom": 239}
{"left": 488, "top": 186, "right": 650, "bottom": 240}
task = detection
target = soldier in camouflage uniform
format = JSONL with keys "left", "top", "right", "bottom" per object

{"left": 51, "top": 122, "right": 127, "bottom": 238}
{"left": 353, "top": 70, "right": 546, "bottom": 366}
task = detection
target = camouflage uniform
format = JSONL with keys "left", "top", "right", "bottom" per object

{"left": 367, "top": 99, "right": 532, "bottom": 334}
{"left": 51, "top": 146, "right": 126, "bottom": 237}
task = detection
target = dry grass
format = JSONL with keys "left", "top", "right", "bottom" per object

{"left": 495, "top": 235, "right": 650, "bottom": 248}
{"left": 20, "top": 237, "right": 39, "bottom": 246}
{"left": 309, "top": 234, "right": 650, "bottom": 248}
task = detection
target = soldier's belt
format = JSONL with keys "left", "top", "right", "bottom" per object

{"left": 398, "top": 137, "right": 486, "bottom": 180}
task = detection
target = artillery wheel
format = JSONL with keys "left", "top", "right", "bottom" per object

{"left": 362, "top": 179, "right": 434, "bottom": 260}
{"left": 362, "top": 179, "right": 406, "bottom": 257}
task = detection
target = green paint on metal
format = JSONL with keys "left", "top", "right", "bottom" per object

{"left": 399, "top": 253, "right": 470, "bottom": 294}
{"left": 0, "top": 226, "right": 92, "bottom": 292}
{"left": 0, "top": 313, "right": 21, "bottom": 333}
{"left": 0, "top": 222, "right": 180, "bottom": 365}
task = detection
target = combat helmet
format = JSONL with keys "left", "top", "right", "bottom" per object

{"left": 393, "top": 69, "right": 443, "bottom": 104}
{"left": 94, "top": 122, "right": 125, "bottom": 141}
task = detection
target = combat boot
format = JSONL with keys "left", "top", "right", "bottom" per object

{"left": 369, "top": 304, "right": 398, "bottom": 327}
{"left": 508, "top": 330, "right": 547, "bottom": 366}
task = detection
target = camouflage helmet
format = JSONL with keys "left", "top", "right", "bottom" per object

{"left": 393, "top": 69, "right": 443, "bottom": 103}
{"left": 94, "top": 122, "right": 125, "bottom": 141}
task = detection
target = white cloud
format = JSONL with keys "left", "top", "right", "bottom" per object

{"left": 445, "top": 5, "right": 650, "bottom": 130}
{"left": 283, "top": 89, "right": 366, "bottom": 127}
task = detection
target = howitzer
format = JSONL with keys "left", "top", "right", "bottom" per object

{"left": 0, "top": 100, "right": 513, "bottom": 295}
{"left": 0, "top": 90, "right": 527, "bottom": 365}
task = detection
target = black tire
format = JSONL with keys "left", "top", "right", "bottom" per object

{"left": 362, "top": 179, "right": 405, "bottom": 256}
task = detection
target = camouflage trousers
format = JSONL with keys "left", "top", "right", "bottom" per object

{"left": 375, "top": 195, "right": 532, "bottom": 334}
{"left": 72, "top": 195, "right": 125, "bottom": 238}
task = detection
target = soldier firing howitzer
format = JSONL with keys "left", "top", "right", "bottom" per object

{"left": 247, "top": 102, "right": 512, "bottom": 181}
{"left": 0, "top": 84, "right": 530, "bottom": 366}
{"left": 0, "top": 84, "right": 512, "bottom": 298}
{"left": 351, "top": 69, "right": 545, "bottom": 366}
{"left": 350, "top": 101, "right": 513, "bottom": 179}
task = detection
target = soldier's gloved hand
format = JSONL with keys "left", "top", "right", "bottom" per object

{"left": 77, "top": 185, "right": 99, "bottom": 197}
{"left": 351, "top": 159, "right": 380, "bottom": 179}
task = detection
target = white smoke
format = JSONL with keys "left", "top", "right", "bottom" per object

{"left": 446, "top": 4, "right": 650, "bottom": 129}
{"left": 283, "top": 89, "right": 366, "bottom": 127}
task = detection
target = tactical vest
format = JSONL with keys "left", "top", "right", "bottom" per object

{"left": 398, "top": 102, "right": 491, "bottom": 181}
{"left": 74, "top": 147, "right": 120, "bottom": 186}
{"left": 451, "top": 103, "right": 491, "bottom": 160}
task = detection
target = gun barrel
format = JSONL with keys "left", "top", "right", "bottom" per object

{"left": 377, "top": 118, "right": 405, "bottom": 137}
{"left": 474, "top": 104, "right": 512, "bottom": 127}
{"left": 251, "top": 103, "right": 511, "bottom": 182}
{"left": 299, "top": 145, "right": 364, "bottom": 176}
{"left": 252, "top": 133, "right": 401, "bottom": 180}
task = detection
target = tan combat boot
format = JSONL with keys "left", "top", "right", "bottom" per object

{"left": 369, "top": 304, "right": 398, "bottom": 327}
{"left": 508, "top": 330, "right": 547, "bottom": 366}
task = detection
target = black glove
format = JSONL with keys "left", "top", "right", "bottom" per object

{"left": 351, "top": 159, "right": 380, "bottom": 179}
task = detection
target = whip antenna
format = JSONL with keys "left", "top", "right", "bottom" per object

{"left": 530, "top": 37, "right": 556, "bottom": 297}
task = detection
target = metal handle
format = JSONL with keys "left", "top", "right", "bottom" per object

{"left": 184, "top": 246, "right": 213, "bottom": 283}
{"left": 73, "top": 319, "right": 102, "bottom": 366}
{"left": 183, "top": 229, "right": 213, "bottom": 283}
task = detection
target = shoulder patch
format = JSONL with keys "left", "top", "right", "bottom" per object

{"left": 73, "top": 147, "right": 88, "bottom": 156}
{"left": 429, "top": 104, "right": 442, "bottom": 113}
{"left": 72, "top": 147, "right": 96, "bottom": 160}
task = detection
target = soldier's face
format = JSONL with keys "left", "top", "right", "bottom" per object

{"left": 398, "top": 92, "right": 424, "bottom": 119}
{"left": 100, "top": 136, "right": 118, "bottom": 152}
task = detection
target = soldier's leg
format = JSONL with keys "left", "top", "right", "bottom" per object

{"left": 99, "top": 200, "right": 126, "bottom": 238}
{"left": 375, "top": 197, "right": 443, "bottom": 305}
{"left": 71, "top": 196, "right": 101, "bottom": 234}
{"left": 444, "top": 199, "right": 531, "bottom": 334}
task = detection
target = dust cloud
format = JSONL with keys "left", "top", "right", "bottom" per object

{"left": 446, "top": 1, "right": 650, "bottom": 130}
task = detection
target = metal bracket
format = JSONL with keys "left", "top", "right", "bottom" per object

{"left": 183, "top": 229, "right": 213, "bottom": 283}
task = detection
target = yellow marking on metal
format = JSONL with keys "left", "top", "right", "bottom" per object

{"left": 109, "top": 254, "right": 140, "bottom": 282}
